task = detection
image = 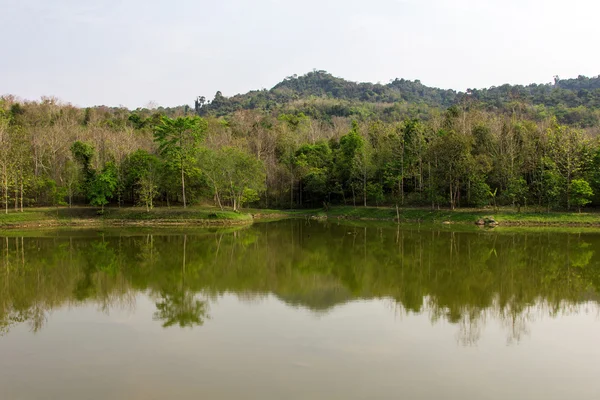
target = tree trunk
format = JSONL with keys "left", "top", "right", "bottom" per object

{"left": 214, "top": 184, "right": 223, "bottom": 211}
{"left": 566, "top": 171, "right": 571, "bottom": 210}
{"left": 181, "top": 162, "right": 186, "bottom": 208}
{"left": 4, "top": 168, "right": 7, "bottom": 215}
{"left": 467, "top": 179, "right": 471, "bottom": 205}
{"left": 429, "top": 161, "right": 433, "bottom": 210}
{"left": 363, "top": 172, "right": 367, "bottom": 207}
{"left": 419, "top": 156, "right": 423, "bottom": 201}
{"left": 264, "top": 176, "right": 268, "bottom": 209}
{"left": 400, "top": 147, "right": 404, "bottom": 206}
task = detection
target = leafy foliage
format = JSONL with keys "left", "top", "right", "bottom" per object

{"left": 570, "top": 179, "right": 594, "bottom": 212}
{"left": 3, "top": 70, "right": 600, "bottom": 213}
{"left": 88, "top": 162, "right": 118, "bottom": 211}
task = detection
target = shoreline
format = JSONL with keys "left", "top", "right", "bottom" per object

{"left": 2, "top": 206, "right": 600, "bottom": 229}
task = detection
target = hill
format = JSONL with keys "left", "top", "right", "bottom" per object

{"left": 196, "top": 70, "right": 600, "bottom": 126}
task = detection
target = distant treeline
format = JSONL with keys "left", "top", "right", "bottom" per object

{"left": 197, "top": 71, "right": 600, "bottom": 127}
{"left": 1, "top": 71, "right": 600, "bottom": 211}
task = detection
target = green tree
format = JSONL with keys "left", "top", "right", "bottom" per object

{"left": 154, "top": 116, "right": 207, "bottom": 208}
{"left": 294, "top": 142, "right": 332, "bottom": 206}
{"left": 123, "top": 150, "right": 162, "bottom": 211}
{"left": 64, "top": 159, "right": 80, "bottom": 208}
{"left": 336, "top": 121, "right": 367, "bottom": 206}
{"left": 428, "top": 132, "right": 472, "bottom": 209}
{"left": 506, "top": 176, "right": 528, "bottom": 212}
{"left": 468, "top": 176, "right": 491, "bottom": 207}
{"left": 9, "top": 125, "right": 31, "bottom": 212}
{"left": 0, "top": 111, "right": 13, "bottom": 213}
{"left": 138, "top": 176, "right": 159, "bottom": 212}
{"left": 220, "top": 147, "right": 266, "bottom": 211}
{"left": 88, "top": 162, "right": 118, "bottom": 212}
{"left": 71, "top": 141, "right": 95, "bottom": 178}
{"left": 547, "top": 121, "right": 588, "bottom": 210}
{"left": 570, "top": 179, "right": 593, "bottom": 212}
{"left": 199, "top": 147, "right": 266, "bottom": 211}
{"left": 70, "top": 141, "right": 96, "bottom": 199}
{"left": 540, "top": 159, "right": 563, "bottom": 212}
{"left": 198, "top": 147, "right": 226, "bottom": 210}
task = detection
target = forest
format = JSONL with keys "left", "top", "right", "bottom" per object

{"left": 1, "top": 71, "right": 600, "bottom": 213}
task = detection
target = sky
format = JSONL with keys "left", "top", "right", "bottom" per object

{"left": 1, "top": 0, "right": 599, "bottom": 108}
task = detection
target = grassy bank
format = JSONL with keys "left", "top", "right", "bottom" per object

{"left": 2, "top": 205, "right": 600, "bottom": 229}
{"left": 0, "top": 206, "right": 252, "bottom": 228}
{"left": 303, "top": 206, "right": 600, "bottom": 226}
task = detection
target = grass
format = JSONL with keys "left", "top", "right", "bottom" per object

{"left": 0, "top": 206, "right": 252, "bottom": 228}
{"left": 317, "top": 206, "right": 600, "bottom": 226}
{"left": 250, "top": 205, "right": 600, "bottom": 227}
{"left": 2, "top": 205, "right": 600, "bottom": 229}
{"left": 101, "top": 207, "right": 251, "bottom": 221}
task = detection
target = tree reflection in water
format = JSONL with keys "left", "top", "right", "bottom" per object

{"left": 1, "top": 220, "right": 600, "bottom": 344}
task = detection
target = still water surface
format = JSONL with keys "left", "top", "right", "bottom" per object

{"left": 1, "top": 220, "right": 600, "bottom": 399}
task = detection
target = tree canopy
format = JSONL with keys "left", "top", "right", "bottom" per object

{"left": 2, "top": 70, "right": 600, "bottom": 213}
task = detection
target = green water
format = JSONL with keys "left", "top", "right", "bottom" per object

{"left": 1, "top": 220, "right": 600, "bottom": 399}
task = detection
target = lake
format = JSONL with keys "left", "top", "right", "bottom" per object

{"left": 1, "top": 220, "right": 600, "bottom": 399}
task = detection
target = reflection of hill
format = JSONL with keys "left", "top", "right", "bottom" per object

{"left": 2, "top": 221, "right": 600, "bottom": 341}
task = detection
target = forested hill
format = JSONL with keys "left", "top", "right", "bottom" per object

{"left": 196, "top": 71, "right": 600, "bottom": 127}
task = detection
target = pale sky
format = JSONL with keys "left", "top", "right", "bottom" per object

{"left": 2, "top": 0, "right": 599, "bottom": 108}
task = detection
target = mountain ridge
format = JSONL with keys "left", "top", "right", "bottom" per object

{"left": 195, "top": 70, "right": 600, "bottom": 126}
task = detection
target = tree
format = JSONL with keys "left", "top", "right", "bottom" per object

{"left": 353, "top": 134, "right": 374, "bottom": 207}
{"left": 9, "top": 125, "right": 31, "bottom": 212}
{"left": 0, "top": 111, "right": 12, "bottom": 213}
{"left": 400, "top": 119, "right": 426, "bottom": 204}
{"left": 154, "top": 116, "right": 207, "bottom": 208}
{"left": 506, "top": 176, "right": 528, "bottom": 212}
{"left": 547, "top": 121, "right": 588, "bottom": 210}
{"left": 220, "top": 147, "right": 266, "bottom": 211}
{"left": 88, "top": 162, "right": 118, "bottom": 212}
{"left": 64, "top": 159, "right": 81, "bottom": 208}
{"left": 294, "top": 142, "right": 332, "bottom": 206}
{"left": 199, "top": 147, "right": 266, "bottom": 211}
{"left": 428, "top": 132, "right": 472, "bottom": 209}
{"left": 336, "top": 121, "right": 366, "bottom": 206}
{"left": 198, "top": 148, "right": 226, "bottom": 210}
{"left": 570, "top": 179, "right": 593, "bottom": 213}
{"left": 45, "top": 178, "right": 67, "bottom": 214}
{"left": 70, "top": 141, "right": 96, "bottom": 198}
{"left": 123, "top": 150, "right": 162, "bottom": 211}
{"left": 138, "top": 176, "right": 159, "bottom": 212}
{"left": 540, "top": 159, "right": 563, "bottom": 212}
{"left": 468, "top": 176, "right": 491, "bottom": 207}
